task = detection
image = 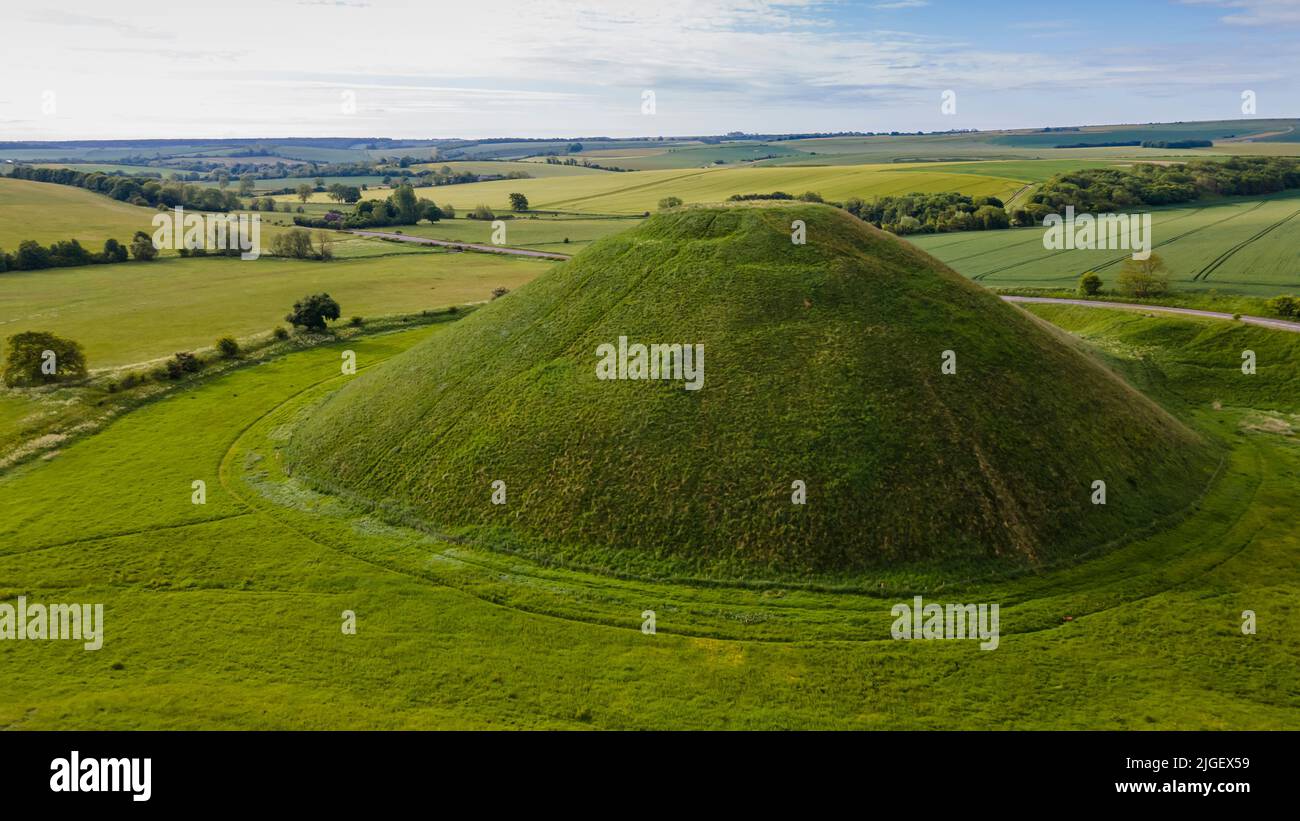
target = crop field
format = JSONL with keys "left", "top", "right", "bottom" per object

{"left": 0, "top": 251, "right": 552, "bottom": 367}
{"left": 343, "top": 164, "right": 1025, "bottom": 214}
{"left": 412, "top": 160, "right": 612, "bottom": 178}
{"left": 909, "top": 191, "right": 1300, "bottom": 295}
{"left": 569, "top": 142, "right": 810, "bottom": 170}
{"left": 0, "top": 303, "right": 1297, "bottom": 729}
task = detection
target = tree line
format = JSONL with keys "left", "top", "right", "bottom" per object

{"left": 8, "top": 165, "right": 242, "bottom": 211}
{"left": 0, "top": 232, "right": 156, "bottom": 272}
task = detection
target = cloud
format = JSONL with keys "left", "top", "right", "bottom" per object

{"left": 1181, "top": 0, "right": 1300, "bottom": 26}
{"left": 872, "top": 0, "right": 929, "bottom": 8}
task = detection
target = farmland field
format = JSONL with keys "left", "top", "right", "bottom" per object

{"left": 909, "top": 191, "right": 1300, "bottom": 295}
{"left": 0, "top": 251, "right": 552, "bottom": 367}
{"left": 0, "top": 177, "right": 160, "bottom": 247}
{"left": 393, "top": 215, "right": 642, "bottom": 254}
{"left": 340, "top": 163, "right": 1026, "bottom": 214}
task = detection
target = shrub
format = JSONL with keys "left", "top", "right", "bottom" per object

{"left": 285, "top": 293, "right": 341, "bottom": 331}
{"left": 270, "top": 229, "right": 316, "bottom": 259}
{"left": 216, "top": 336, "right": 240, "bottom": 359}
{"left": 2, "top": 331, "right": 87, "bottom": 387}
{"left": 350, "top": 316, "right": 364, "bottom": 327}
{"left": 658, "top": 196, "right": 683, "bottom": 210}
{"left": 165, "top": 351, "right": 202, "bottom": 379}
{"left": 470, "top": 204, "right": 496, "bottom": 220}
{"left": 273, "top": 327, "right": 290, "bottom": 341}
{"left": 1265, "top": 294, "right": 1299, "bottom": 319}
{"left": 130, "top": 230, "right": 158, "bottom": 261}
{"left": 1078, "top": 271, "right": 1103, "bottom": 296}
{"left": 491, "top": 287, "right": 510, "bottom": 300}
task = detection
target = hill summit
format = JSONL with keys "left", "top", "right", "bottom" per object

{"left": 287, "top": 204, "right": 1214, "bottom": 578}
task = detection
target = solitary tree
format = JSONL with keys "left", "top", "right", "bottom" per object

{"left": 1117, "top": 253, "right": 1170, "bottom": 298}
{"left": 3, "top": 331, "right": 87, "bottom": 387}
{"left": 508, "top": 192, "right": 529, "bottom": 212}
{"left": 238, "top": 174, "right": 257, "bottom": 196}
{"left": 296, "top": 183, "right": 314, "bottom": 204}
{"left": 285, "top": 293, "right": 341, "bottom": 331}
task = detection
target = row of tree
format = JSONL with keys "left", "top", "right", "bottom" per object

{"left": 845, "top": 193, "right": 1012, "bottom": 234}
{"left": 8, "top": 165, "right": 243, "bottom": 211}
{"left": 292, "top": 184, "right": 444, "bottom": 229}
{"left": 0, "top": 233, "right": 156, "bottom": 272}
{"left": 1031, "top": 157, "right": 1300, "bottom": 214}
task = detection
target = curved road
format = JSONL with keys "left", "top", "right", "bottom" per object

{"left": 348, "top": 229, "right": 572, "bottom": 260}
{"left": 1002, "top": 295, "right": 1300, "bottom": 334}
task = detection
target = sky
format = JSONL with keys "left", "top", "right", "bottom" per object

{"left": 1, "top": 0, "right": 1298, "bottom": 140}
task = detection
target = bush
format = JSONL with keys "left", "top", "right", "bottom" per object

{"left": 130, "top": 230, "right": 158, "bottom": 261}
{"left": 658, "top": 196, "right": 683, "bottom": 210}
{"left": 270, "top": 229, "right": 316, "bottom": 259}
{"left": 350, "top": 316, "right": 364, "bottom": 327}
{"left": 2, "top": 331, "right": 87, "bottom": 387}
{"left": 470, "top": 204, "right": 496, "bottom": 220}
{"left": 285, "top": 293, "right": 341, "bottom": 331}
{"left": 216, "top": 336, "right": 240, "bottom": 359}
{"left": 491, "top": 287, "right": 510, "bottom": 300}
{"left": 273, "top": 327, "right": 290, "bottom": 341}
{"left": 1265, "top": 294, "right": 1299, "bottom": 319}
{"left": 1078, "top": 272, "right": 1103, "bottom": 296}
{"left": 165, "top": 351, "right": 202, "bottom": 379}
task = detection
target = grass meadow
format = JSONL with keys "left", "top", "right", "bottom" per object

{"left": 0, "top": 307, "right": 1296, "bottom": 728}
{"left": 0, "top": 250, "right": 551, "bottom": 367}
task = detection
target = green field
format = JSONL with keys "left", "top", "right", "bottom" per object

{"left": 412, "top": 160, "right": 613, "bottom": 178}
{"left": 395, "top": 215, "right": 642, "bottom": 254}
{"left": 341, "top": 164, "right": 1025, "bottom": 214}
{"left": 566, "top": 142, "right": 810, "bottom": 170}
{"left": 0, "top": 303, "right": 1297, "bottom": 728}
{"left": 0, "top": 178, "right": 160, "bottom": 248}
{"left": 909, "top": 192, "right": 1300, "bottom": 296}
{"left": 0, "top": 251, "right": 552, "bottom": 368}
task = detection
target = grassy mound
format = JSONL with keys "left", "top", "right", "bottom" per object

{"left": 287, "top": 203, "right": 1216, "bottom": 578}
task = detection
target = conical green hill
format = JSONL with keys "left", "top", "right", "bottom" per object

{"left": 286, "top": 203, "right": 1215, "bottom": 577}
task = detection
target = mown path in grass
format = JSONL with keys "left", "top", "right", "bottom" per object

{"left": 0, "top": 314, "right": 1297, "bottom": 728}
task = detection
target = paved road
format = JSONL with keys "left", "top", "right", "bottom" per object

{"left": 349, "top": 229, "right": 572, "bottom": 260}
{"left": 1002, "top": 295, "right": 1300, "bottom": 334}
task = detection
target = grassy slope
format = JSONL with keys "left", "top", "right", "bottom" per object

{"left": 0, "top": 251, "right": 552, "bottom": 367}
{"left": 0, "top": 178, "right": 161, "bottom": 248}
{"left": 287, "top": 204, "right": 1215, "bottom": 579}
{"left": 0, "top": 310, "right": 1296, "bottom": 729}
